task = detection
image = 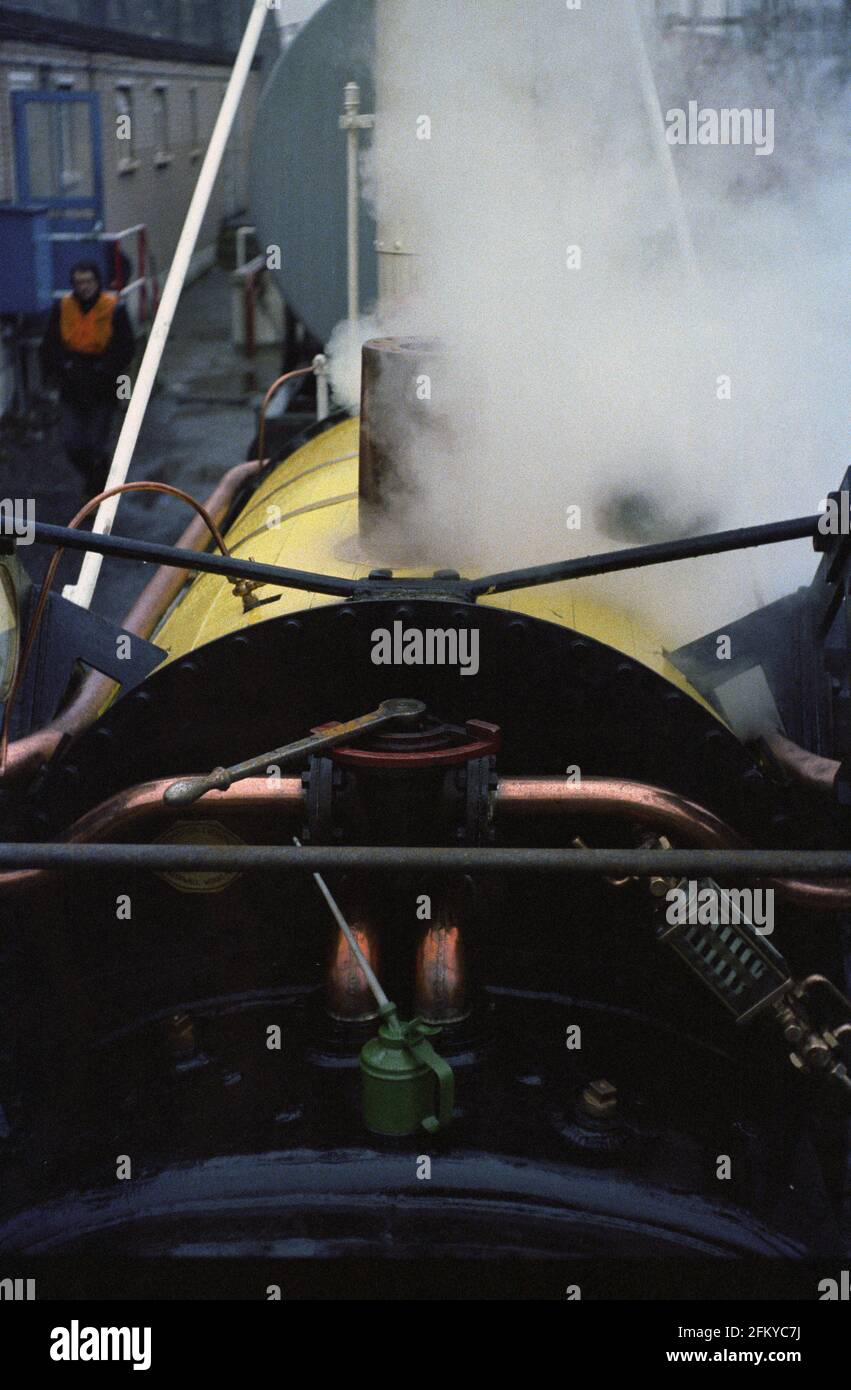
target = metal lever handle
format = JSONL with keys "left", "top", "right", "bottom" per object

{"left": 163, "top": 698, "right": 426, "bottom": 807}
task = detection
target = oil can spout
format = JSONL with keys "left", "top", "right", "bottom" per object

{"left": 376, "top": 1000, "right": 403, "bottom": 1037}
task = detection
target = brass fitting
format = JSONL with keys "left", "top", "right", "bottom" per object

{"left": 231, "top": 570, "right": 281, "bottom": 613}
{"left": 580, "top": 1078, "right": 618, "bottom": 1120}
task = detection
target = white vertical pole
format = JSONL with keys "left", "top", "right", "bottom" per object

{"left": 313, "top": 353, "right": 330, "bottom": 420}
{"left": 621, "top": 0, "right": 701, "bottom": 288}
{"left": 64, "top": 0, "right": 271, "bottom": 609}
{"left": 343, "top": 82, "right": 361, "bottom": 326}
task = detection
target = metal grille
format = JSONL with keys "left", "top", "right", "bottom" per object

{"left": 657, "top": 881, "right": 792, "bottom": 1022}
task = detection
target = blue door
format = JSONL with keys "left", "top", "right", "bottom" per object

{"left": 12, "top": 91, "right": 105, "bottom": 292}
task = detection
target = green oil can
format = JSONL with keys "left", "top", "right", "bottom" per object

{"left": 360, "top": 1002, "right": 455, "bottom": 1136}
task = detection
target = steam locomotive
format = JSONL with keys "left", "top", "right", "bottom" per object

{"left": 0, "top": 0, "right": 849, "bottom": 1300}
{"left": 0, "top": 341, "right": 850, "bottom": 1293}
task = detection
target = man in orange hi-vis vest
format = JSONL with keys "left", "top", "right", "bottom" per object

{"left": 40, "top": 261, "right": 135, "bottom": 499}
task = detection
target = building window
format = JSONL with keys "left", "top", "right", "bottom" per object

{"left": 153, "top": 85, "right": 172, "bottom": 166}
{"left": 54, "top": 77, "right": 82, "bottom": 191}
{"left": 115, "top": 84, "right": 138, "bottom": 172}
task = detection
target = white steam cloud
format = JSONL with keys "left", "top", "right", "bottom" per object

{"left": 328, "top": 1, "right": 849, "bottom": 650}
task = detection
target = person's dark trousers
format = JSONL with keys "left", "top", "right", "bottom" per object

{"left": 59, "top": 398, "right": 116, "bottom": 498}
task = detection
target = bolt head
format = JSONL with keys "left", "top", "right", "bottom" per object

{"left": 580, "top": 1078, "right": 618, "bottom": 1118}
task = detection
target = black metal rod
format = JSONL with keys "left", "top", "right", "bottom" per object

{"left": 28, "top": 515, "right": 822, "bottom": 605}
{"left": 30, "top": 522, "right": 358, "bottom": 599}
{"left": 1, "top": 844, "right": 850, "bottom": 875}
{"left": 470, "top": 514, "right": 820, "bottom": 598}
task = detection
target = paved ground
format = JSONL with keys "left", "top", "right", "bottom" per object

{"left": 0, "top": 268, "right": 303, "bottom": 626}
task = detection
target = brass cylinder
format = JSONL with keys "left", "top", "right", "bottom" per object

{"left": 414, "top": 883, "right": 471, "bottom": 1025}
{"left": 326, "top": 876, "right": 382, "bottom": 1022}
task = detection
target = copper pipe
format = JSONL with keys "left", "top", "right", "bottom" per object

{"left": 414, "top": 884, "right": 470, "bottom": 1024}
{"left": 0, "top": 460, "right": 261, "bottom": 788}
{"left": 256, "top": 367, "right": 314, "bottom": 474}
{"left": 762, "top": 731, "right": 840, "bottom": 796}
{"left": 2, "top": 767, "right": 849, "bottom": 913}
{"left": 0, "top": 480, "right": 232, "bottom": 775}
{"left": 497, "top": 777, "right": 737, "bottom": 846}
{"left": 325, "top": 875, "right": 382, "bottom": 1022}
{"left": 0, "top": 776, "right": 303, "bottom": 892}
{"left": 753, "top": 876, "right": 851, "bottom": 912}
{"left": 496, "top": 776, "right": 851, "bottom": 912}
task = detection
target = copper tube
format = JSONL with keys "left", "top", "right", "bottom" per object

{"left": 496, "top": 776, "right": 851, "bottom": 913}
{"left": 325, "top": 876, "right": 382, "bottom": 1022}
{"left": 497, "top": 777, "right": 737, "bottom": 847}
{"left": 414, "top": 885, "right": 470, "bottom": 1024}
{"left": 256, "top": 367, "right": 314, "bottom": 474}
{"left": 2, "top": 767, "right": 849, "bottom": 913}
{"left": 0, "top": 480, "right": 233, "bottom": 776}
{"left": 1, "top": 459, "right": 261, "bottom": 788}
{"left": 0, "top": 776, "right": 303, "bottom": 892}
{"left": 754, "top": 876, "right": 851, "bottom": 912}
{"left": 762, "top": 731, "right": 840, "bottom": 796}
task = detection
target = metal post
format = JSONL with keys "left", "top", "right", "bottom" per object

{"left": 344, "top": 82, "right": 360, "bottom": 325}
{"left": 235, "top": 224, "right": 256, "bottom": 270}
{"left": 112, "top": 238, "right": 123, "bottom": 292}
{"left": 313, "top": 353, "right": 330, "bottom": 420}
{"left": 244, "top": 270, "right": 257, "bottom": 360}
{"left": 339, "top": 82, "right": 375, "bottom": 328}
{"left": 138, "top": 226, "right": 147, "bottom": 324}
{"left": 62, "top": 0, "right": 271, "bottom": 610}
